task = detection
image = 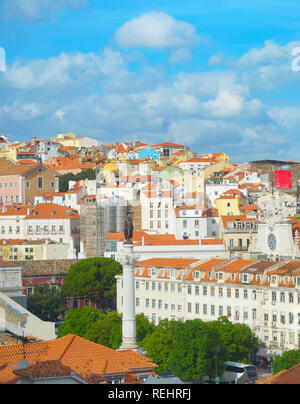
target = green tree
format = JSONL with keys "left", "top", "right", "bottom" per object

{"left": 57, "top": 306, "right": 104, "bottom": 338}
{"left": 141, "top": 320, "right": 177, "bottom": 374}
{"left": 61, "top": 258, "right": 122, "bottom": 310}
{"left": 27, "top": 284, "right": 66, "bottom": 322}
{"left": 210, "top": 317, "right": 259, "bottom": 363}
{"left": 85, "top": 311, "right": 122, "bottom": 347}
{"left": 59, "top": 169, "right": 96, "bottom": 192}
{"left": 167, "top": 319, "right": 227, "bottom": 381}
{"left": 59, "top": 172, "right": 75, "bottom": 192}
{"left": 272, "top": 350, "right": 300, "bottom": 375}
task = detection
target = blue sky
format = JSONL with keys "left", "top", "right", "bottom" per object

{"left": 0, "top": 0, "right": 300, "bottom": 162}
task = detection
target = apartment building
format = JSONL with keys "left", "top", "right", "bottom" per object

{"left": 0, "top": 205, "right": 34, "bottom": 239}
{"left": 175, "top": 205, "right": 219, "bottom": 240}
{"left": 116, "top": 257, "right": 300, "bottom": 357}
{"left": 23, "top": 203, "right": 80, "bottom": 252}
{"left": 0, "top": 159, "right": 60, "bottom": 205}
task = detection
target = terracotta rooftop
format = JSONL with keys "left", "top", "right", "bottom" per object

{"left": 24, "top": 203, "right": 79, "bottom": 220}
{"left": 257, "top": 363, "right": 300, "bottom": 384}
{"left": 136, "top": 258, "right": 199, "bottom": 268}
{"left": 215, "top": 259, "right": 256, "bottom": 272}
{"left": 192, "top": 258, "right": 228, "bottom": 271}
{"left": 0, "top": 334, "right": 157, "bottom": 384}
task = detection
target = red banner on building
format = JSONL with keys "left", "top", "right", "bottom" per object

{"left": 274, "top": 170, "right": 292, "bottom": 189}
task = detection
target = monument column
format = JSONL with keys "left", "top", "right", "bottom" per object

{"left": 118, "top": 241, "right": 139, "bottom": 351}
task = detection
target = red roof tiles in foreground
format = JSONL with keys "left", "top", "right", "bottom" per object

{"left": 257, "top": 363, "right": 300, "bottom": 384}
{"left": 0, "top": 334, "right": 157, "bottom": 384}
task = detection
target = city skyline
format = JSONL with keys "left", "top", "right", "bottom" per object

{"left": 0, "top": 1, "right": 300, "bottom": 163}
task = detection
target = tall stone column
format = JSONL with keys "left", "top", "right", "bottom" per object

{"left": 118, "top": 242, "right": 139, "bottom": 352}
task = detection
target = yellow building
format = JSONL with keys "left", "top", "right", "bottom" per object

{"left": 216, "top": 190, "right": 245, "bottom": 217}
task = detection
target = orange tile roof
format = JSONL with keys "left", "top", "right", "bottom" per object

{"left": 136, "top": 258, "right": 199, "bottom": 268}
{"left": 257, "top": 363, "right": 300, "bottom": 384}
{"left": 192, "top": 258, "right": 228, "bottom": 271}
{"left": 24, "top": 203, "right": 79, "bottom": 220}
{"left": 0, "top": 205, "right": 34, "bottom": 216}
{"left": 268, "top": 261, "right": 300, "bottom": 275}
{"left": 201, "top": 239, "right": 223, "bottom": 245}
{"left": 0, "top": 334, "right": 157, "bottom": 384}
{"left": 215, "top": 259, "right": 256, "bottom": 272}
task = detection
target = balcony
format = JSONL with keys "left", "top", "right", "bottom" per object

{"left": 228, "top": 246, "right": 248, "bottom": 252}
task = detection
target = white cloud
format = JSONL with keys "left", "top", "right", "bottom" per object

{"left": 4, "top": 48, "right": 127, "bottom": 90}
{"left": 169, "top": 48, "right": 192, "bottom": 65}
{"left": 208, "top": 53, "right": 224, "bottom": 66}
{"left": 1, "top": 0, "right": 89, "bottom": 20}
{"left": 0, "top": 43, "right": 299, "bottom": 163}
{"left": 114, "top": 12, "right": 201, "bottom": 50}
{"left": 203, "top": 90, "right": 245, "bottom": 118}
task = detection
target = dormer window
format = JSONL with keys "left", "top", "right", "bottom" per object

{"left": 231, "top": 274, "right": 235, "bottom": 281}
{"left": 271, "top": 276, "right": 277, "bottom": 284}
{"left": 151, "top": 268, "right": 157, "bottom": 276}
{"left": 257, "top": 275, "right": 261, "bottom": 283}
{"left": 242, "top": 274, "right": 248, "bottom": 283}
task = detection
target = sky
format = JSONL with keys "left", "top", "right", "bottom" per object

{"left": 0, "top": 0, "right": 300, "bottom": 163}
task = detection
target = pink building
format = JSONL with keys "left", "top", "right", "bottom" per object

{"left": 23, "top": 203, "right": 80, "bottom": 252}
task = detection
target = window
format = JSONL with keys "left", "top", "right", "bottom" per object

{"left": 280, "top": 292, "right": 285, "bottom": 303}
{"left": 203, "top": 304, "right": 207, "bottom": 315}
{"left": 227, "top": 288, "right": 231, "bottom": 298}
{"left": 211, "top": 287, "right": 215, "bottom": 297}
{"left": 38, "top": 177, "right": 43, "bottom": 189}
{"left": 188, "top": 303, "right": 192, "bottom": 313}
{"left": 235, "top": 289, "right": 239, "bottom": 299}
{"left": 211, "top": 305, "right": 215, "bottom": 316}
{"left": 219, "top": 305, "right": 223, "bottom": 316}
{"left": 244, "top": 289, "right": 248, "bottom": 299}
{"left": 203, "top": 286, "right": 207, "bottom": 296}
{"left": 188, "top": 285, "right": 192, "bottom": 295}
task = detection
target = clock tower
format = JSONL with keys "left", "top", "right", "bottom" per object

{"left": 249, "top": 193, "right": 300, "bottom": 260}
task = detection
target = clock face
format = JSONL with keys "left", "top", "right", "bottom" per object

{"left": 268, "top": 233, "right": 277, "bottom": 250}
